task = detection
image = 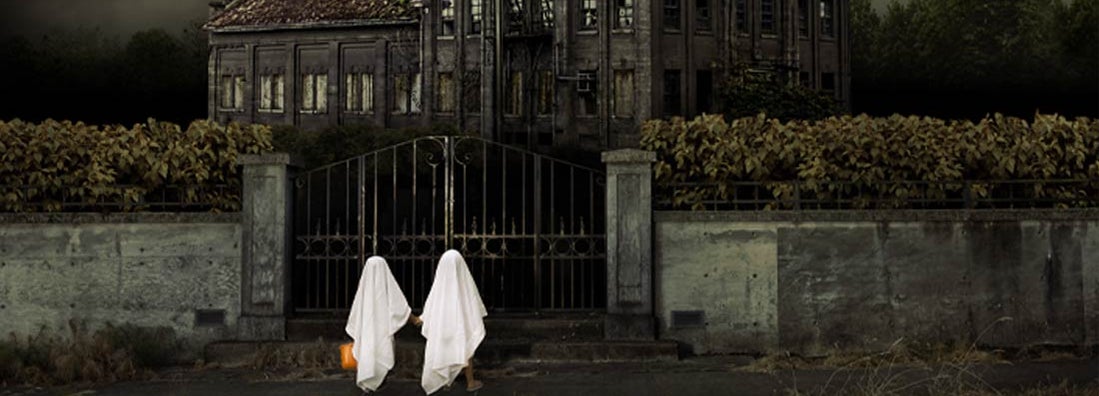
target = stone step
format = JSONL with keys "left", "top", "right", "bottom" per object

{"left": 287, "top": 313, "right": 605, "bottom": 342}
{"left": 204, "top": 339, "right": 678, "bottom": 376}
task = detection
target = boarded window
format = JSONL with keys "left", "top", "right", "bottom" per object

{"left": 469, "top": 0, "right": 483, "bottom": 34}
{"left": 696, "top": 0, "right": 711, "bottom": 32}
{"left": 440, "top": 2, "right": 456, "bottom": 36}
{"left": 577, "top": 70, "right": 597, "bottom": 116}
{"left": 580, "top": 0, "right": 597, "bottom": 31}
{"left": 259, "top": 74, "right": 284, "bottom": 112}
{"left": 537, "top": 70, "right": 554, "bottom": 116}
{"left": 736, "top": 0, "right": 747, "bottom": 32}
{"left": 393, "top": 73, "right": 422, "bottom": 114}
{"left": 663, "top": 0, "right": 680, "bottom": 30}
{"left": 506, "top": 71, "right": 523, "bottom": 116}
{"left": 615, "top": 0, "right": 634, "bottom": 29}
{"left": 664, "top": 70, "right": 681, "bottom": 117}
{"left": 463, "top": 71, "right": 481, "bottom": 114}
{"left": 696, "top": 70, "right": 713, "bottom": 115}
{"left": 438, "top": 72, "right": 455, "bottom": 113}
{"left": 344, "top": 72, "right": 374, "bottom": 113}
{"left": 613, "top": 70, "right": 634, "bottom": 117}
{"left": 762, "top": 0, "right": 776, "bottom": 33}
{"left": 820, "top": 0, "right": 834, "bottom": 37}
{"left": 301, "top": 73, "right": 327, "bottom": 113}
{"left": 798, "top": 0, "right": 809, "bottom": 37}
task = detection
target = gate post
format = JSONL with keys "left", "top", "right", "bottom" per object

{"left": 237, "top": 153, "right": 299, "bottom": 341}
{"left": 602, "top": 149, "right": 656, "bottom": 340}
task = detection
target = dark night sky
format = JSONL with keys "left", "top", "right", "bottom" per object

{"left": 0, "top": 0, "right": 903, "bottom": 37}
{"left": 0, "top": 0, "right": 211, "bottom": 37}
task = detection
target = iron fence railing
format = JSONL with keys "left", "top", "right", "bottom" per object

{"left": 0, "top": 184, "right": 240, "bottom": 212}
{"left": 655, "top": 179, "right": 1099, "bottom": 211}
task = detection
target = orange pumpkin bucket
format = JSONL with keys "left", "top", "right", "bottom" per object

{"left": 339, "top": 342, "right": 357, "bottom": 370}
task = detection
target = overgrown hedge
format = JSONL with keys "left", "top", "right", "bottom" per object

{"left": 641, "top": 113, "right": 1099, "bottom": 209}
{"left": 0, "top": 119, "right": 272, "bottom": 212}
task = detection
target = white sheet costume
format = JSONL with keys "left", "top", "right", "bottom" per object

{"left": 419, "top": 250, "right": 488, "bottom": 394}
{"left": 345, "top": 256, "right": 412, "bottom": 392}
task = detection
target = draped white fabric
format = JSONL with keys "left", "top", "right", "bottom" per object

{"left": 345, "top": 256, "right": 412, "bottom": 392}
{"left": 419, "top": 250, "right": 487, "bottom": 394}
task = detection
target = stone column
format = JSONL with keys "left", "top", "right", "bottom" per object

{"left": 602, "top": 149, "right": 657, "bottom": 340}
{"left": 237, "top": 153, "right": 298, "bottom": 341}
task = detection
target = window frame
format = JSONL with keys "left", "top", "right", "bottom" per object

{"left": 579, "top": 0, "right": 598, "bottom": 32}
{"left": 469, "top": 0, "right": 483, "bottom": 35}
{"left": 344, "top": 72, "right": 374, "bottom": 114}
{"left": 614, "top": 0, "right": 634, "bottom": 30}
{"left": 299, "top": 73, "right": 328, "bottom": 114}
{"left": 735, "top": 0, "right": 747, "bottom": 34}
{"left": 663, "top": 69, "right": 682, "bottom": 117}
{"left": 663, "top": 0, "right": 681, "bottom": 31}
{"left": 761, "top": 0, "right": 777, "bottom": 35}
{"left": 798, "top": 0, "right": 810, "bottom": 38}
{"left": 820, "top": 0, "right": 835, "bottom": 38}
{"left": 695, "top": 0, "right": 712, "bottom": 33}
{"left": 219, "top": 73, "right": 245, "bottom": 112}
{"left": 439, "top": 1, "right": 456, "bottom": 37}
{"left": 258, "top": 73, "right": 285, "bottom": 113}
{"left": 577, "top": 70, "right": 598, "bottom": 117}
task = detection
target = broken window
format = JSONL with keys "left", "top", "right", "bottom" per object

{"left": 615, "top": 0, "right": 634, "bottom": 29}
{"left": 259, "top": 73, "right": 285, "bottom": 112}
{"left": 506, "top": 71, "right": 523, "bottom": 116}
{"left": 538, "top": 0, "right": 555, "bottom": 29}
{"left": 798, "top": 0, "right": 809, "bottom": 37}
{"left": 736, "top": 0, "right": 746, "bottom": 33}
{"left": 577, "top": 70, "right": 597, "bottom": 116}
{"left": 463, "top": 71, "right": 481, "bottom": 114}
{"left": 440, "top": 1, "right": 455, "bottom": 36}
{"left": 820, "top": 0, "right": 834, "bottom": 37}
{"left": 762, "top": 0, "right": 776, "bottom": 34}
{"left": 663, "top": 69, "right": 681, "bottom": 117}
{"left": 696, "top": 70, "right": 713, "bottom": 115}
{"left": 696, "top": 0, "right": 711, "bottom": 32}
{"left": 580, "top": 0, "right": 597, "bottom": 31}
{"left": 537, "top": 70, "right": 554, "bottom": 116}
{"left": 344, "top": 72, "right": 374, "bottom": 113}
{"left": 437, "top": 72, "right": 456, "bottom": 113}
{"left": 220, "top": 74, "right": 244, "bottom": 110}
{"left": 301, "top": 73, "right": 327, "bottom": 113}
{"left": 663, "top": 0, "right": 680, "bottom": 30}
{"left": 613, "top": 70, "right": 634, "bottom": 118}
{"left": 469, "top": 0, "right": 483, "bottom": 34}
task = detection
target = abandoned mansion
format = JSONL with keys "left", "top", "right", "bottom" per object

{"left": 206, "top": 0, "right": 849, "bottom": 149}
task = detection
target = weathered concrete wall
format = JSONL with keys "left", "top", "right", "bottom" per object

{"left": 654, "top": 210, "right": 1099, "bottom": 356}
{"left": 0, "top": 213, "right": 242, "bottom": 361}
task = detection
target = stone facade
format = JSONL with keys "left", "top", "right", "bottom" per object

{"left": 206, "top": 0, "right": 850, "bottom": 150}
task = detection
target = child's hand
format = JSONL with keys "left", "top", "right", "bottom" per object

{"left": 411, "top": 315, "right": 423, "bottom": 326}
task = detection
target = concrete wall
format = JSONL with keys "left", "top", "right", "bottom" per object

{"left": 655, "top": 210, "right": 1099, "bottom": 356}
{"left": 0, "top": 213, "right": 242, "bottom": 360}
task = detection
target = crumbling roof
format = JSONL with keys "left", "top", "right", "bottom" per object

{"left": 207, "top": 0, "right": 417, "bottom": 30}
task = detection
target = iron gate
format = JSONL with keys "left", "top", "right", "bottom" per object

{"left": 291, "top": 136, "right": 606, "bottom": 313}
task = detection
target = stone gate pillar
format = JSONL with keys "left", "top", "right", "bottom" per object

{"left": 237, "top": 153, "right": 298, "bottom": 341}
{"left": 602, "top": 149, "right": 656, "bottom": 340}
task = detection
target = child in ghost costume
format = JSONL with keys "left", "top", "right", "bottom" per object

{"left": 415, "top": 250, "right": 487, "bottom": 393}
{"left": 345, "top": 256, "right": 413, "bottom": 393}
